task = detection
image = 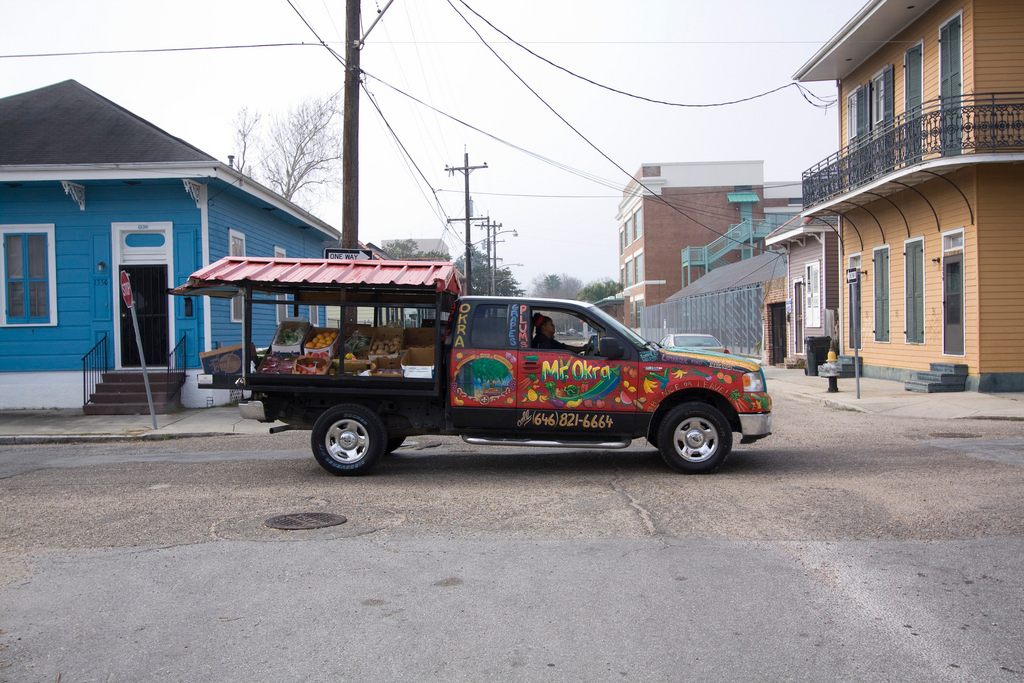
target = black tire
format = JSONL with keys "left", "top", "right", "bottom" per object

{"left": 656, "top": 402, "right": 732, "bottom": 474}
{"left": 385, "top": 436, "right": 406, "bottom": 454}
{"left": 310, "top": 404, "right": 386, "bottom": 476}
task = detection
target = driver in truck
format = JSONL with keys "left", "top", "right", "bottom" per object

{"left": 531, "top": 313, "right": 586, "bottom": 353}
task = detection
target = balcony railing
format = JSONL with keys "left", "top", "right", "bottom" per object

{"left": 802, "top": 93, "right": 1024, "bottom": 207}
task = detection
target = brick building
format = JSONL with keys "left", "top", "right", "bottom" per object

{"left": 616, "top": 161, "right": 801, "bottom": 329}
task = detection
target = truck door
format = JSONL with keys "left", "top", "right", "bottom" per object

{"left": 516, "top": 306, "right": 639, "bottom": 437}
{"left": 449, "top": 302, "right": 519, "bottom": 431}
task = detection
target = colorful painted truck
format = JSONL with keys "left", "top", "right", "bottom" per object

{"left": 173, "top": 256, "right": 772, "bottom": 475}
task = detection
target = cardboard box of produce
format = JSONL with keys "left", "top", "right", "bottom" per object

{"left": 401, "top": 346, "right": 435, "bottom": 378}
{"left": 343, "top": 358, "right": 373, "bottom": 374}
{"left": 258, "top": 352, "right": 298, "bottom": 374}
{"left": 367, "top": 326, "right": 404, "bottom": 356}
{"left": 199, "top": 344, "right": 244, "bottom": 375}
{"left": 373, "top": 354, "right": 403, "bottom": 371}
{"left": 303, "top": 327, "right": 340, "bottom": 359}
{"left": 343, "top": 324, "right": 374, "bottom": 358}
{"left": 294, "top": 355, "right": 330, "bottom": 375}
{"left": 271, "top": 320, "right": 310, "bottom": 354}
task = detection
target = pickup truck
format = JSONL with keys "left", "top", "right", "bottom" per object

{"left": 174, "top": 256, "right": 771, "bottom": 475}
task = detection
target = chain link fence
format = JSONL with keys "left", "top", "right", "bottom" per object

{"left": 641, "top": 284, "right": 764, "bottom": 357}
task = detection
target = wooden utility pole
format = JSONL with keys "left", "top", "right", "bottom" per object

{"left": 341, "top": 0, "right": 361, "bottom": 247}
{"left": 445, "top": 151, "right": 487, "bottom": 294}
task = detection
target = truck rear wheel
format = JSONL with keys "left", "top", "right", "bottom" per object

{"left": 311, "top": 404, "right": 386, "bottom": 476}
{"left": 657, "top": 402, "right": 732, "bottom": 474}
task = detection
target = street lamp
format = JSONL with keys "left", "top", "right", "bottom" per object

{"left": 492, "top": 262, "right": 524, "bottom": 296}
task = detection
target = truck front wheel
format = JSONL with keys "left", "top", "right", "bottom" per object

{"left": 311, "top": 404, "right": 386, "bottom": 476}
{"left": 657, "top": 402, "right": 732, "bottom": 474}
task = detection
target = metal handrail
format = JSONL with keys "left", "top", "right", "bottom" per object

{"left": 166, "top": 335, "right": 187, "bottom": 400}
{"left": 802, "top": 93, "right": 1024, "bottom": 207}
{"left": 81, "top": 334, "right": 109, "bottom": 407}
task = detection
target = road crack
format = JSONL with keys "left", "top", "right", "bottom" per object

{"left": 611, "top": 475, "right": 657, "bottom": 536}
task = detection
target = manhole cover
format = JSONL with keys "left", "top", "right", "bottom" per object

{"left": 930, "top": 432, "right": 980, "bottom": 439}
{"left": 265, "top": 512, "right": 348, "bottom": 530}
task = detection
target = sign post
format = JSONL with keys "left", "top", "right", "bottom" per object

{"left": 846, "top": 267, "right": 861, "bottom": 399}
{"left": 120, "top": 271, "right": 158, "bottom": 430}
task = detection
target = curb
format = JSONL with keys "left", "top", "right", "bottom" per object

{"left": 0, "top": 431, "right": 236, "bottom": 445}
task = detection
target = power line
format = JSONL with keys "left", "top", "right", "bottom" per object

{"left": 445, "top": 0, "right": 775, "bottom": 254}
{"left": 453, "top": 0, "right": 835, "bottom": 109}
{"left": 0, "top": 42, "right": 319, "bottom": 60}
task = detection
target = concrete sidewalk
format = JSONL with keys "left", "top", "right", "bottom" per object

{"left": 0, "top": 406, "right": 278, "bottom": 444}
{"left": 1, "top": 368, "right": 1022, "bottom": 444}
{"left": 762, "top": 366, "right": 1024, "bottom": 420}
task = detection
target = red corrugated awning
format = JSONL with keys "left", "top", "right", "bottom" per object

{"left": 170, "top": 256, "right": 462, "bottom": 297}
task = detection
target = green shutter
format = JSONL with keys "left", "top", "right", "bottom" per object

{"left": 905, "top": 242, "right": 924, "bottom": 343}
{"left": 856, "top": 86, "right": 869, "bottom": 138}
{"left": 874, "top": 249, "right": 889, "bottom": 342}
{"left": 905, "top": 45, "right": 923, "bottom": 114}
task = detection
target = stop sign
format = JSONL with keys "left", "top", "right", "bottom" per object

{"left": 120, "top": 270, "right": 133, "bottom": 308}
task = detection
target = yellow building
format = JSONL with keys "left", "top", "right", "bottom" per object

{"left": 795, "top": 0, "right": 1024, "bottom": 391}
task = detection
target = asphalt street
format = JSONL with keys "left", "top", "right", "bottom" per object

{"left": 1, "top": 395, "right": 1023, "bottom": 681}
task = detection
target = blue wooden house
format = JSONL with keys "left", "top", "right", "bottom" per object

{"left": 0, "top": 80, "right": 340, "bottom": 411}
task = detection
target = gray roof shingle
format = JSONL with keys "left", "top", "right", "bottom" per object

{"left": 0, "top": 80, "right": 215, "bottom": 165}
{"left": 666, "top": 252, "right": 787, "bottom": 300}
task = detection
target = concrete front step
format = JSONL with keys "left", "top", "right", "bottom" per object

{"left": 83, "top": 401, "right": 179, "bottom": 415}
{"left": 929, "top": 363, "right": 968, "bottom": 376}
{"left": 915, "top": 371, "right": 968, "bottom": 385}
{"left": 100, "top": 372, "right": 176, "bottom": 386}
{"left": 90, "top": 390, "right": 181, "bottom": 404}
{"left": 905, "top": 380, "right": 966, "bottom": 393}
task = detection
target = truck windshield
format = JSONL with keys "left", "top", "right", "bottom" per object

{"left": 583, "top": 303, "right": 652, "bottom": 350}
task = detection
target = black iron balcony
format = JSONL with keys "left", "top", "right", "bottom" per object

{"left": 802, "top": 93, "right": 1024, "bottom": 207}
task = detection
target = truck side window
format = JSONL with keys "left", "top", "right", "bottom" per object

{"left": 470, "top": 304, "right": 510, "bottom": 349}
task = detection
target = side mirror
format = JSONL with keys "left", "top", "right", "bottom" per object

{"left": 599, "top": 337, "right": 624, "bottom": 360}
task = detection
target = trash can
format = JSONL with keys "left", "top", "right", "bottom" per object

{"left": 804, "top": 335, "right": 832, "bottom": 376}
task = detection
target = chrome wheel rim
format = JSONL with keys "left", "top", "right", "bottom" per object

{"left": 672, "top": 417, "right": 718, "bottom": 463}
{"left": 325, "top": 418, "right": 369, "bottom": 464}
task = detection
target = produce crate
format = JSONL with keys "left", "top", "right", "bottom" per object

{"left": 342, "top": 358, "right": 373, "bottom": 374}
{"left": 367, "top": 326, "right": 404, "bottom": 357}
{"left": 373, "top": 354, "right": 403, "bottom": 371}
{"left": 294, "top": 355, "right": 330, "bottom": 375}
{"left": 257, "top": 352, "right": 298, "bottom": 374}
{"left": 271, "top": 320, "right": 310, "bottom": 354}
{"left": 343, "top": 324, "right": 375, "bottom": 358}
{"left": 303, "top": 327, "right": 340, "bottom": 359}
{"left": 401, "top": 346, "right": 435, "bottom": 379}
{"left": 199, "top": 344, "right": 244, "bottom": 375}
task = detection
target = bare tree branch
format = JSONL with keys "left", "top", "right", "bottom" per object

{"left": 231, "top": 94, "right": 342, "bottom": 208}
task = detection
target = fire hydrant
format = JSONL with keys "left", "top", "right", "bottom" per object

{"left": 818, "top": 349, "right": 841, "bottom": 393}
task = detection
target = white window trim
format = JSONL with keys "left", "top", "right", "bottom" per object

{"left": 941, "top": 227, "right": 966, "bottom": 357}
{"left": 872, "top": 245, "right": 891, "bottom": 344}
{"left": 903, "top": 237, "right": 926, "bottom": 345}
{"left": 229, "top": 229, "right": 246, "bottom": 323}
{"left": 792, "top": 276, "right": 804, "bottom": 355}
{"left": 805, "top": 260, "right": 822, "bottom": 328}
{"left": 0, "top": 224, "right": 58, "bottom": 327}
{"left": 870, "top": 68, "right": 886, "bottom": 130}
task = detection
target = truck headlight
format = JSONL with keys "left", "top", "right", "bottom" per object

{"left": 742, "top": 370, "right": 765, "bottom": 393}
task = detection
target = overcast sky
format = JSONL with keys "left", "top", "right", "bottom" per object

{"left": 2, "top": 0, "right": 865, "bottom": 289}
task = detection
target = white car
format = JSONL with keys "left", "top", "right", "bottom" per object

{"left": 659, "top": 333, "right": 730, "bottom": 354}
